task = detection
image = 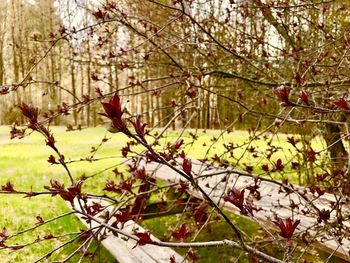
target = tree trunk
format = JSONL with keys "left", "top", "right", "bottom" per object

{"left": 323, "top": 121, "right": 348, "bottom": 169}
{"left": 70, "top": 46, "right": 77, "bottom": 125}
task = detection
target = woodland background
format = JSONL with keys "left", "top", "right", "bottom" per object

{"left": 1, "top": 0, "right": 350, "bottom": 262}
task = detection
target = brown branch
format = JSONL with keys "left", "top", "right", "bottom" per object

{"left": 6, "top": 211, "right": 75, "bottom": 241}
{"left": 76, "top": 209, "right": 285, "bottom": 263}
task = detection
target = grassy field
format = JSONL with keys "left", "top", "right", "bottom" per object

{"left": 0, "top": 126, "right": 124, "bottom": 262}
{"left": 0, "top": 125, "right": 326, "bottom": 262}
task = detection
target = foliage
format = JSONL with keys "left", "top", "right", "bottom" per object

{"left": 1, "top": 0, "right": 350, "bottom": 262}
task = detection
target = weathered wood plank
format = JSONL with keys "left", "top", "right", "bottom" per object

{"left": 139, "top": 159, "right": 350, "bottom": 261}
{"left": 72, "top": 198, "right": 185, "bottom": 263}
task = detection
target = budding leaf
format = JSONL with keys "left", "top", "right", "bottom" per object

{"left": 273, "top": 217, "right": 300, "bottom": 240}
{"left": 182, "top": 158, "right": 192, "bottom": 177}
{"left": 134, "top": 231, "right": 153, "bottom": 248}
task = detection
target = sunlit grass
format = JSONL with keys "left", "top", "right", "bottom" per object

{"left": 0, "top": 125, "right": 327, "bottom": 262}
{"left": 153, "top": 128, "right": 327, "bottom": 184}
{"left": 0, "top": 126, "right": 121, "bottom": 262}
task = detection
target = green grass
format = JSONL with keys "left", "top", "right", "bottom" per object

{"left": 0, "top": 126, "right": 121, "bottom": 262}
{"left": 0, "top": 125, "right": 327, "bottom": 262}
{"left": 154, "top": 128, "right": 327, "bottom": 184}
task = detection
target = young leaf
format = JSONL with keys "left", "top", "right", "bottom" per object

{"left": 182, "top": 158, "right": 192, "bottom": 177}
{"left": 134, "top": 231, "right": 153, "bottom": 247}
{"left": 273, "top": 217, "right": 300, "bottom": 239}
{"left": 335, "top": 98, "right": 350, "bottom": 110}
{"left": 172, "top": 224, "right": 190, "bottom": 242}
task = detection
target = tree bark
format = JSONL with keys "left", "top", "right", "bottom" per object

{"left": 323, "top": 121, "right": 348, "bottom": 169}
